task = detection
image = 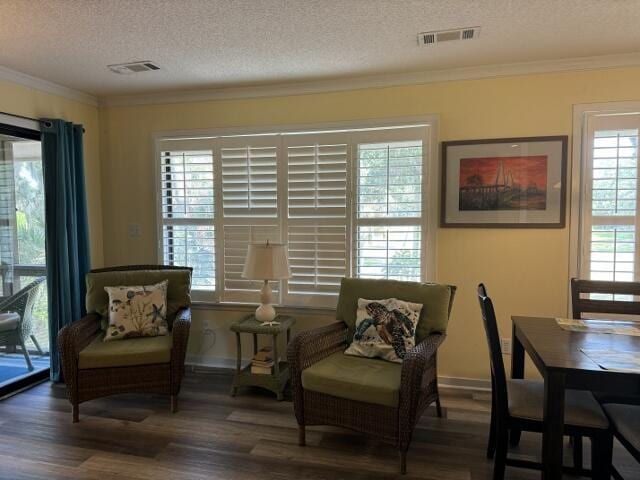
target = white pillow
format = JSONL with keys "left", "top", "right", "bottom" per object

{"left": 104, "top": 280, "right": 169, "bottom": 342}
{"left": 344, "top": 297, "right": 422, "bottom": 363}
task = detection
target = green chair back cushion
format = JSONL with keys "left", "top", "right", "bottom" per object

{"left": 78, "top": 333, "right": 172, "bottom": 369}
{"left": 336, "top": 278, "right": 455, "bottom": 343}
{"left": 301, "top": 352, "right": 402, "bottom": 407}
{"left": 86, "top": 269, "right": 192, "bottom": 329}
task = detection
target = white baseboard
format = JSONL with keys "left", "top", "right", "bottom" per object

{"left": 185, "top": 355, "right": 492, "bottom": 392}
{"left": 438, "top": 376, "right": 491, "bottom": 391}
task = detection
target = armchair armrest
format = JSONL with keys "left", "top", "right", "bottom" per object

{"left": 57, "top": 313, "right": 102, "bottom": 392}
{"left": 399, "top": 332, "right": 446, "bottom": 446}
{"left": 287, "top": 321, "right": 348, "bottom": 372}
{"left": 58, "top": 313, "right": 102, "bottom": 360}
{"left": 170, "top": 307, "right": 192, "bottom": 394}
{"left": 287, "top": 321, "right": 348, "bottom": 425}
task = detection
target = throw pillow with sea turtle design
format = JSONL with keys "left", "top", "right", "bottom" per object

{"left": 345, "top": 298, "right": 422, "bottom": 363}
{"left": 104, "top": 281, "right": 169, "bottom": 341}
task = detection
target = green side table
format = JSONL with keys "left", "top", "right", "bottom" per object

{"left": 230, "top": 314, "right": 296, "bottom": 401}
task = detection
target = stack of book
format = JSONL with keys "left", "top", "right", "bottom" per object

{"left": 251, "top": 346, "right": 275, "bottom": 375}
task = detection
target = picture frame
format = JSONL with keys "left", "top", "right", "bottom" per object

{"left": 440, "top": 136, "right": 568, "bottom": 228}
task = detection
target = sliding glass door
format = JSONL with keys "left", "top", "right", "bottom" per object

{"left": 0, "top": 124, "right": 48, "bottom": 394}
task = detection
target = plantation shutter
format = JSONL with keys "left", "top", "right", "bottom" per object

{"left": 218, "top": 136, "right": 281, "bottom": 302}
{"left": 282, "top": 133, "right": 350, "bottom": 306}
{"left": 582, "top": 114, "right": 640, "bottom": 282}
{"left": 352, "top": 128, "right": 426, "bottom": 282}
{"left": 158, "top": 138, "right": 216, "bottom": 300}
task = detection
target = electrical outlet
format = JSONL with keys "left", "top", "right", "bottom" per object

{"left": 500, "top": 338, "right": 512, "bottom": 355}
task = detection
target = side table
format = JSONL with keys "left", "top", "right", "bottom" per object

{"left": 230, "top": 314, "right": 296, "bottom": 401}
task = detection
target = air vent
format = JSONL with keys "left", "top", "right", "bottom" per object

{"left": 108, "top": 61, "right": 161, "bottom": 75}
{"left": 417, "top": 26, "right": 480, "bottom": 46}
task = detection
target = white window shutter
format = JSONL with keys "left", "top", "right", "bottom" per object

{"left": 222, "top": 224, "right": 281, "bottom": 302}
{"left": 217, "top": 136, "right": 282, "bottom": 302}
{"left": 220, "top": 136, "right": 278, "bottom": 218}
{"left": 283, "top": 133, "right": 350, "bottom": 306}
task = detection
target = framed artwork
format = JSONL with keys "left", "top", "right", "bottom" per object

{"left": 441, "top": 136, "right": 568, "bottom": 228}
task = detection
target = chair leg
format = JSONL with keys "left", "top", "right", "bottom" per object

{"left": 30, "top": 335, "right": 44, "bottom": 355}
{"left": 509, "top": 429, "right": 522, "bottom": 447}
{"left": 399, "top": 450, "right": 407, "bottom": 475}
{"left": 435, "top": 396, "right": 443, "bottom": 418}
{"left": 170, "top": 395, "right": 177, "bottom": 413}
{"left": 493, "top": 423, "right": 508, "bottom": 480}
{"left": 72, "top": 403, "right": 79, "bottom": 423}
{"left": 19, "top": 339, "right": 34, "bottom": 371}
{"left": 487, "top": 404, "right": 497, "bottom": 459}
{"left": 298, "top": 425, "right": 306, "bottom": 446}
{"left": 592, "top": 432, "right": 613, "bottom": 480}
{"left": 572, "top": 435, "right": 584, "bottom": 470}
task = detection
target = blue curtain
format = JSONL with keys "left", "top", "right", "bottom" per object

{"left": 41, "top": 119, "right": 90, "bottom": 382}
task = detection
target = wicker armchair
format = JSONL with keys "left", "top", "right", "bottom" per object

{"left": 0, "top": 276, "right": 46, "bottom": 370}
{"left": 288, "top": 278, "right": 456, "bottom": 474}
{"left": 58, "top": 265, "right": 192, "bottom": 422}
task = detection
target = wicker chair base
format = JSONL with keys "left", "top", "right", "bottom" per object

{"left": 303, "top": 390, "right": 399, "bottom": 444}
{"left": 77, "top": 363, "right": 172, "bottom": 404}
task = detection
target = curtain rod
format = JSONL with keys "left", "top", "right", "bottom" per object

{"left": 0, "top": 111, "right": 85, "bottom": 132}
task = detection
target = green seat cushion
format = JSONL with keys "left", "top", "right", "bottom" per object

{"left": 301, "top": 352, "right": 402, "bottom": 407}
{"left": 86, "top": 269, "right": 191, "bottom": 329}
{"left": 78, "top": 333, "right": 172, "bottom": 369}
{"left": 336, "top": 278, "right": 455, "bottom": 343}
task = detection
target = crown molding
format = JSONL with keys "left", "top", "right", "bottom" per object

{"left": 0, "top": 65, "right": 98, "bottom": 107}
{"left": 101, "top": 51, "right": 640, "bottom": 107}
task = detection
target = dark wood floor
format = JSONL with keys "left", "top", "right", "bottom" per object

{"left": 0, "top": 369, "right": 638, "bottom": 480}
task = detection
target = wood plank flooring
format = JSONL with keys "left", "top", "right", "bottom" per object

{"left": 0, "top": 368, "right": 638, "bottom": 479}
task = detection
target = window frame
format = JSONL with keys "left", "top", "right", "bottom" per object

{"left": 570, "top": 102, "right": 640, "bottom": 310}
{"left": 350, "top": 127, "right": 430, "bottom": 284}
{"left": 153, "top": 116, "right": 439, "bottom": 308}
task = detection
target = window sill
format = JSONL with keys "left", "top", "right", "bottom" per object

{"left": 191, "top": 301, "right": 336, "bottom": 317}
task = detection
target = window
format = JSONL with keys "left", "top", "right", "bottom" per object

{"left": 158, "top": 139, "right": 216, "bottom": 299}
{"left": 577, "top": 112, "right": 640, "bottom": 282}
{"left": 354, "top": 130, "right": 424, "bottom": 282}
{"left": 0, "top": 115, "right": 50, "bottom": 393}
{"left": 156, "top": 122, "right": 434, "bottom": 306}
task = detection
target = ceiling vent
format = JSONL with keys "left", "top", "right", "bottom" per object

{"left": 108, "top": 61, "right": 161, "bottom": 75}
{"left": 417, "top": 27, "right": 480, "bottom": 46}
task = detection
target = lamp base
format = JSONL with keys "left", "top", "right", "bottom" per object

{"left": 255, "top": 303, "right": 277, "bottom": 324}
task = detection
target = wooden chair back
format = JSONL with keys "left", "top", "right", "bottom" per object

{"left": 477, "top": 284, "right": 508, "bottom": 417}
{"left": 571, "top": 278, "right": 640, "bottom": 319}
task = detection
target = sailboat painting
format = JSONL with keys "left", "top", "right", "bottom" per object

{"left": 458, "top": 155, "right": 548, "bottom": 211}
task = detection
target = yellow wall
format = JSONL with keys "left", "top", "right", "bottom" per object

{"left": 0, "top": 80, "right": 104, "bottom": 266}
{"left": 99, "top": 66, "right": 640, "bottom": 379}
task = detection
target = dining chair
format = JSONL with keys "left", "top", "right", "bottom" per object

{"left": 478, "top": 283, "right": 613, "bottom": 480}
{"left": 603, "top": 404, "right": 640, "bottom": 480}
{"left": 571, "top": 278, "right": 640, "bottom": 319}
{"left": 571, "top": 278, "right": 640, "bottom": 407}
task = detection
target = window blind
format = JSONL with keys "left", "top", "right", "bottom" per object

{"left": 156, "top": 123, "right": 432, "bottom": 306}
{"left": 354, "top": 133, "right": 424, "bottom": 282}
{"left": 218, "top": 136, "right": 281, "bottom": 302}
{"left": 583, "top": 122, "right": 640, "bottom": 282}
{"left": 158, "top": 139, "right": 216, "bottom": 295}
{"left": 283, "top": 134, "right": 349, "bottom": 304}
{"left": 220, "top": 137, "right": 278, "bottom": 218}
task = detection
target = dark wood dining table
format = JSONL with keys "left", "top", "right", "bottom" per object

{"left": 511, "top": 316, "right": 640, "bottom": 479}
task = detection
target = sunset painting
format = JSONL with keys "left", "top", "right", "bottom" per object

{"left": 458, "top": 155, "right": 548, "bottom": 211}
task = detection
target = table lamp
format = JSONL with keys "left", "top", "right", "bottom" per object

{"left": 242, "top": 241, "right": 291, "bottom": 326}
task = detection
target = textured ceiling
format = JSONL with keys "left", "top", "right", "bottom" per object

{"left": 1, "top": 0, "right": 640, "bottom": 98}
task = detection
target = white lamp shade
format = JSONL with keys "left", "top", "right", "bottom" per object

{"left": 242, "top": 243, "right": 291, "bottom": 280}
